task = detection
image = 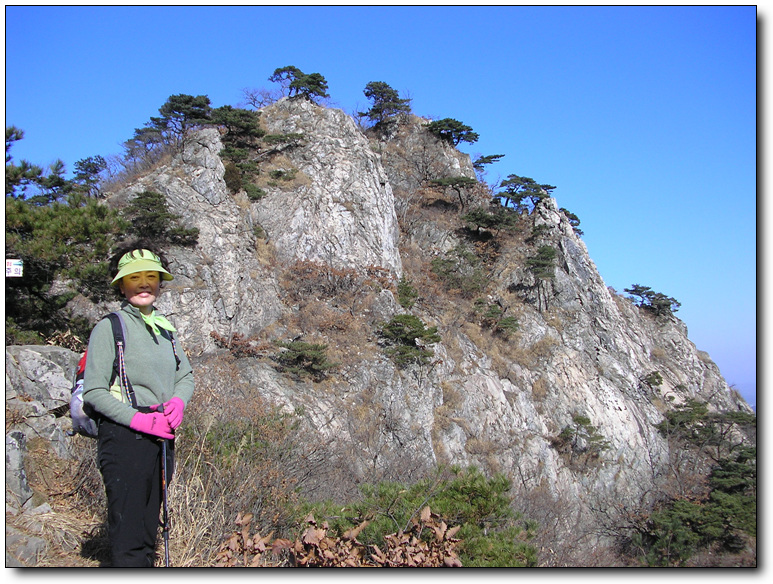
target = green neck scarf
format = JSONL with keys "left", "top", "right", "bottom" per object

{"left": 141, "top": 309, "right": 177, "bottom": 335}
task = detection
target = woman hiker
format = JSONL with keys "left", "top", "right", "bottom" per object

{"left": 83, "top": 244, "right": 195, "bottom": 567}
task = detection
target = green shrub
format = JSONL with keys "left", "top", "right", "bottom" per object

{"left": 397, "top": 277, "right": 418, "bottom": 309}
{"left": 635, "top": 461, "right": 757, "bottom": 567}
{"left": 275, "top": 340, "right": 337, "bottom": 381}
{"left": 121, "top": 190, "right": 198, "bottom": 247}
{"left": 379, "top": 314, "right": 441, "bottom": 367}
{"left": 223, "top": 161, "right": 243, "bottom": 193}
{"left": 551, "top": 414, "right": 611, "bottom": 469}
{"left": 463, "top": 207, "right": 518, "bottom": 235}
{"left": 526, "top": 245, "right": 556, "bottom": 279}
{"left": 303, "top": 466, "right": 537, "bottom": 567}
{"left": 425, "top": 118, "right": 479, "bottom": 146}
{"left": 262, "top": 132, "right": 304, "bottom": 147}
{"left": 654, "top": 398, "right": 709, "bottom": 443}
{"left": 269, "top": 168, "right": 297, "bottom": 181}
{"left": 628, "top": 404, "right": 756, "bottom": 565}
{"left": 624, "top": 284, "right": 681, "bottom": 316}
{"left": 643, "top": 371, "right": 663, "bottom": 387}
{"left": 473, "top": 299, "right": 519, "bottom": 338}
{"left": 244, "top": 182, "right": 267, "bottom": 201}
{"left": 528, "top": 224, "right": 551, "bottom": 241}
{"left": 168, "top": 225, "right": 200, "bottom": 247}
{"left": 5, "top": 195, "right": 128, "bottom": 342}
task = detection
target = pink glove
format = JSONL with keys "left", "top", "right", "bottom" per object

{"left": 161, "top": 397, "right": 186, "bottom": 429}
{"left": 129, "top": 411, "right": 175, "bottom": 440}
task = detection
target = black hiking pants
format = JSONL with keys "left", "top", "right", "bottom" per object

{"left": 97, "top": 417, "right": 174, "bottom": 567}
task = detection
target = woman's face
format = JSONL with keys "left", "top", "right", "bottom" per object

{"left": 118, "top": 270, "right": 161, "bottom": 314}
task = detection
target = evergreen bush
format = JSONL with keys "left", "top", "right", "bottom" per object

{"left": 397, "top": 277, "right": 418, "bottom": 309}
{"left": 275, "top": 340, "right": 337, "bottom": 381}
{"left": 379, "top": 314, "right": 441, "bottom": 367}
{"left": 302, "top": 466, "right": 537, "bottom": 567}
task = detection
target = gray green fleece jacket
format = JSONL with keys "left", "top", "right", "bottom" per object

{"left": 82, "top": 303, "right": 195, "bottom": 427}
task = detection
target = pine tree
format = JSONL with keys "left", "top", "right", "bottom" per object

{"left": 149, "top": 94, "right": 212, "bottom": 149}
{"left": 269, "top": 66, "right": 330, "bottom": 103}
{"left": 361, "top": 81, "right": 412, "bottom": 126}
{"left": 121, "top": 190, "right": 199, "bottom": 246}
{"left": 5, "top": 126, "right": 43, "bottom": 198}
{"left": 426, "top": 118, "right": 479, "bottom": 146}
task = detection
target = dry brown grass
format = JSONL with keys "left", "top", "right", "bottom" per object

{"left": 433, "top": 381, "right": 464, "bottom": 433}
{"left": 531, "top": 376, "right": 550, "bottom": 402}
{"left": 160, "top": 354, "right": 334, "bottom": 566}
{"left": 511, "top": 334, "right": 560, "bottom": 370}
{"left": 275, "top": 259, "right": 396, "bottom": 372}
{"left": 9, "top": 433, "right": 108, "bottom": 567}
{"left": 253, "top": 154, "right": 311, "bottom": 192}
{"left": 101, "top": 149, "right": 176, "bottom": 195}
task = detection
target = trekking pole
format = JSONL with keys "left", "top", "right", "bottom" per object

{"left": 161, "top": 439, "right": 170, "bottom": 567}
{"left": 158, "top": 405, "right": 171, "bottom": 567}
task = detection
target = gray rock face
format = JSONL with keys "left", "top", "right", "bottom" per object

{"left": 5, "top": 345, "right": 79, "bottom": 512}
{"left": 252, "top": 98, "right": 402, "bottom": 276}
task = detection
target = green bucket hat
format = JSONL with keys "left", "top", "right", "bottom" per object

{"left": 111, "top": 249, "right": 174, "bottom": 286}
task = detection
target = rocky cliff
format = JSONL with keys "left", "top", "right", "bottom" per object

{"left": 6, "top": 96, "right": 752, "bottom": 563}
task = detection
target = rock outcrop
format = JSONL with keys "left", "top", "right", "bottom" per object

{"left": 252, "top": 98, "right": 402, "bottom": 276}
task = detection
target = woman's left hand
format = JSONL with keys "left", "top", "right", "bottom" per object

{"left": 162, "top": 397, "right": 186, "bottom": 429}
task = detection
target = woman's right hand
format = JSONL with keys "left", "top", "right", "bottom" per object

{"left": 129, "top": 411, "right": 175, "bottom": 440}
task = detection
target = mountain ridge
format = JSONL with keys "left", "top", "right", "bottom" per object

{"left": 109, "top": 96, "right": 750, "bottom": 550}
{"left": 6, "top": 95, "right": 754, "bottom": 564}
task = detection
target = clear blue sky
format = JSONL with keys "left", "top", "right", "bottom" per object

{"left": 4, "top": 5, "right": 757, "bottom": 408}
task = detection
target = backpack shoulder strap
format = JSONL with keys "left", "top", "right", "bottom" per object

{"left": 105, "top": 313, "right": 125, "bottom": 350}
{"left": 159, "top": 327, "right": 181, "bottom": 371}
{"left": 104, "top": 313, "right": 124, "bottom": 381}
{"left": 104, "top": 312, "right": 138, "bottom": 408}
